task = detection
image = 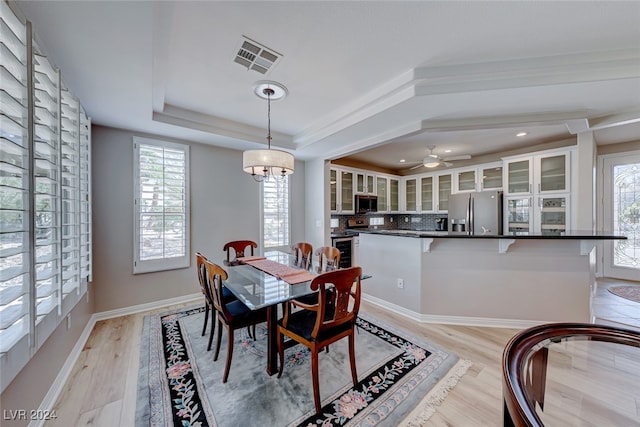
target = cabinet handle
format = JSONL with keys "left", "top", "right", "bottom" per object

{"left": 538, "top": 183, "right": 541, "bottom": 193}
{"left": 529, "top": 183, "right": 532, "bottom": 193}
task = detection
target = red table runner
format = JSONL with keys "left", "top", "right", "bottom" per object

{"left": 243, "top": 258, "right": 314, "bottom": 285}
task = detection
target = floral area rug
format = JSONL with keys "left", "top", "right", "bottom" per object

{"left": 608, "top": 285, "right": 640, "bottom": 304}
{"left": 135, "top": 305, "right": 470, "bottom": 427}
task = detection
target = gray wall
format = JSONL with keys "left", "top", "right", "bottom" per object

{"left": 0, "top": 124, "right": 307, "bottom": 424}
{"left": 92, "top": 125, "right": 306, "bottom": 312}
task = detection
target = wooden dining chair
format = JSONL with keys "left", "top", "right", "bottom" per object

{"left": 223, "top": 240, "right": 258, "bottom": 265}
{"left": 291, "top": 242, "right": 313, "bottom": 270}
{"left": 196, "top": 252, "right": 238, "bottom": 351}
{"left": 277, "top": 266, "right": 362, "bottom": 413}
{"left": 203, "top": 259, "right": 268, "bottom": 383}
{"left": 314, "top": 246, "right": 341, "bottom": 272}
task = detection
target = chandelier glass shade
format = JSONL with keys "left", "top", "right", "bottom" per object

{"left": 243, "top": 82, "right": 294, "bottom": 182}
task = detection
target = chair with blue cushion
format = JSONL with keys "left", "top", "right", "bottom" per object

{"left": 277, "top": 266, "right": 362, "bottom": 413}
{"left": 203, "top": 259, "right": 268, "bottom": 383}
{"left": 196, "top": 252, "right": 239, "bottom": 351}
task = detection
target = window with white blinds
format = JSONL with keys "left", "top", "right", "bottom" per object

{"left": 133, "top": 137, "right": 190, "bottom": 274}
{"left": 0, "top": 2, "right": 92, "bottom": 393}
{"left": 262, "top": 176, "right": 290, "bottom": 249}
{"left": 0, "top": 0, "right": 30, "bottom": 357}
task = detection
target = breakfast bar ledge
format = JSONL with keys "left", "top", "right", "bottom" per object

{"left": 357, "top": 230, "right": 626, "bottom": 329}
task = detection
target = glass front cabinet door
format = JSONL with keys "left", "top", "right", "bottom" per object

{"left": 405, "top": 178, "right": 417, "bottom": 212}
{"left": 481, "top": 165, "right": 503, "bottom": 190}
{"left": 376, "top": 176, "right": 388, "bottom": 212}
{"left": 506, "top": 159, "right": 532, "bottom": 194}
{"left": 537, "top": 195, "right": 569, "bottom": 235}
{"left": 356, "top": 172, "right": 375, "bottom": 194}
{"left": 340, "top": 170, "right": 354, "bottom": 212}
{"left": 389, "top": 178, "right": 399, "bottom": 212}
{"left": 421, "top": 176, "right": 434, "bottom": 212}
{"left": 437, "top": 174, "right": 452, "bottom": 212}
{"left": 537, "top": 153, "right": 569, "bottom": 193}
{"left": 330, "top": 169, "right": 337, "bottom": 211}
{"left": 456, "top": 169, "right": 477, "bottom": 192}
{"left": 506, "top": 197, "right": 532, "bottom": 233}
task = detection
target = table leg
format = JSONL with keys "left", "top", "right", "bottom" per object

{"left": 266, "top": 304, "right": 278, "bottom": 376}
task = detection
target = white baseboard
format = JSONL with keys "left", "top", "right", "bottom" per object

{"left": 93, "top": 292, "right": 202, "bottom": 321}
{"left": 31, "top": 293, "right": 203, "bottom": 427}
{"left": 362, "top": 293, "right": 542, "bottom": 330}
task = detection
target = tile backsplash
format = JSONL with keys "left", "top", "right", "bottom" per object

{"left": 331, "top": 213, "right": 446, "bottom": 232}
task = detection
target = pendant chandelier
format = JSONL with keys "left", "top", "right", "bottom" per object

{"left": 243, "top": 81, "right": 294, "bottom": 182}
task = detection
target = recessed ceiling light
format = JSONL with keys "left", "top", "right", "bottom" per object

{"left": 516, "top": 132, "right": 528, "bottom": 137}
{"left": 444, "top": 149, "right": 452, "bottom": 153}
{"left": 399, "top": 159, "right": 406, "bottom": 163}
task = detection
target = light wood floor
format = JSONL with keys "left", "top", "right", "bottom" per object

{"left": 44, "top": 279, "right": 640, "bottom": 427}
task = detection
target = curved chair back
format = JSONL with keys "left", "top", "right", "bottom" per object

{"left": 196, "top": 252, "right": 209, "bottom": 299}
{"left": 291, "top": 242, "right": 313, "bottom": 269}
{"left": 310, "top": 266, "right": 362, "bottom": 335}
{"left": 202, "top": 259, "right": 229, "bottom": 315}
{"left": 223, "top": 240, "right": 258, "bottom": 264}
{"left": 314, "top": 246, "right": 341, "bottom": 272}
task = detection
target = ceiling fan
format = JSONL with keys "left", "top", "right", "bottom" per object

{"left": 408, "top": 145, "right": 471, "bottom": 170}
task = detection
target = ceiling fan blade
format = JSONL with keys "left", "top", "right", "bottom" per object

{"left": 409, "top": 163, "right": 425, "bottom": 170}
{"left": 442, "top": 154, "right": 471, "bottom": 161}
{"left": 442, "top": 161, "right": 453, "bottom": 167}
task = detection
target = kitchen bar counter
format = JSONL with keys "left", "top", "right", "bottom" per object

{"left": 357, "top": 231, "right": 624, "bottom": 328}
{"left": 356, "top": 228, "right": 625, "bottom": 239}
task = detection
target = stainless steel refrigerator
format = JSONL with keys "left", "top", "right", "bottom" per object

{"left": 448, "top": 191, "right": 503, "bottom": 235}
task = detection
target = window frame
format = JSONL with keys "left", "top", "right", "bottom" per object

{"left": 261, "top": 176, "right": 291, "bottom": 252}
{"left": 132, "top": 136, "right": 190, "bottom": 274}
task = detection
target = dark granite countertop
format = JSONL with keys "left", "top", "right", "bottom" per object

{"left": 356, "top": 229, "right": 626, "bottom": 239}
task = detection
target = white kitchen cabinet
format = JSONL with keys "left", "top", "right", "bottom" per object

{"left": 480, "top": 163, "right": 503, "bottom": 191}
{"left": 376, "top": 176, "right": 389, "bottom": 212}
{"left": 376, "top": 175, "right": 399, "bottom": 212}
{"left": 355, "top": 171, "right": 375, "bottom": 194}
{"left": 453, "top": 162, "right": 503, "bottom": 193}
{"left": 503, "top": 148, "right": 573, "bottom": 233}
{"left": 420, "top": 176, "right": 434, "bottom": 212}
{"left": 389, "top": 178, "right": 399, "bottom": 212}
{"left": 505, "top": 194, "right": 570, "bottom": 235}
{"left": 455, "top": 168, "right": 477, "bottom": 193}
{"left": 330, "top": 167, "right": 354, "bottom": 213}
{"left": 504, "top": 149, "right": 571, "bottom": 196}
{"left": 436, "top": 173, "right": 452, "bottom": 212}
{"left": 404, "top": 177, "right": 418, "bottom": 212}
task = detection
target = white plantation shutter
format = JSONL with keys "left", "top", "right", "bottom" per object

{"left": 33, "top": 51, "right": 61, "bottom": 322}
{"left": 79, "top": 106, "right": 91, "bottom": 283}
{"left": 60, "top": 88, "right": 80, "bottom": 297}
{"left": 133, "top": 137, "right": 190, "bottom": 274}
{"left": 0, "top": 2, "right": 29, "bottom": 355}
{"left": 262, "top": 176, "right": 289, "bottom": 249}
{"left": 0, "top": 3, "right": 92, "bottom": 392}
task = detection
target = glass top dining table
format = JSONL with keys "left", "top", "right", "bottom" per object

{"left": 219, "top": 250, "right": 368, "bottom": 376}
{"left": 222, "top": 251, "right": 319, "bottom": 310}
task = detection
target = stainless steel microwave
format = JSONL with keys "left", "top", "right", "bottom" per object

{"left": 355, "top": 194, "right": 378, "bottom": 213}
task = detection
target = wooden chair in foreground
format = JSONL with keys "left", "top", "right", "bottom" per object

{"left": 195, "top": 252, "right": 237, "bottom": 350}
{"left": 203, "top": 259, "right": 268, "bottom": 383}
{"left": 291, "top": 242, "right": 313, "bottom": 270}
{"left": 314, "top": 246, "right": 341, "bottom": 273}
{"left": 223, "top": 240, "right": 258, "bottom": 265}
{"left": 277, "top": 266, "right": 362, "bottom": 413}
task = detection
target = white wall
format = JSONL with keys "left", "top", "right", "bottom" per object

{"left": 305, "top": 158, "right": 330, "bottom": 250}
{"left": 92, "top": 125, "right": 305, "bottom": 311}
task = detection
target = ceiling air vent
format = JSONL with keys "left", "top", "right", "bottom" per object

{"left": 234, "top": 36, "right": 281, "bottom": 75}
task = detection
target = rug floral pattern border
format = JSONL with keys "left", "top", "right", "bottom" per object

{"left": 150, "top": 306, "right": 455, "bottom": 427}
